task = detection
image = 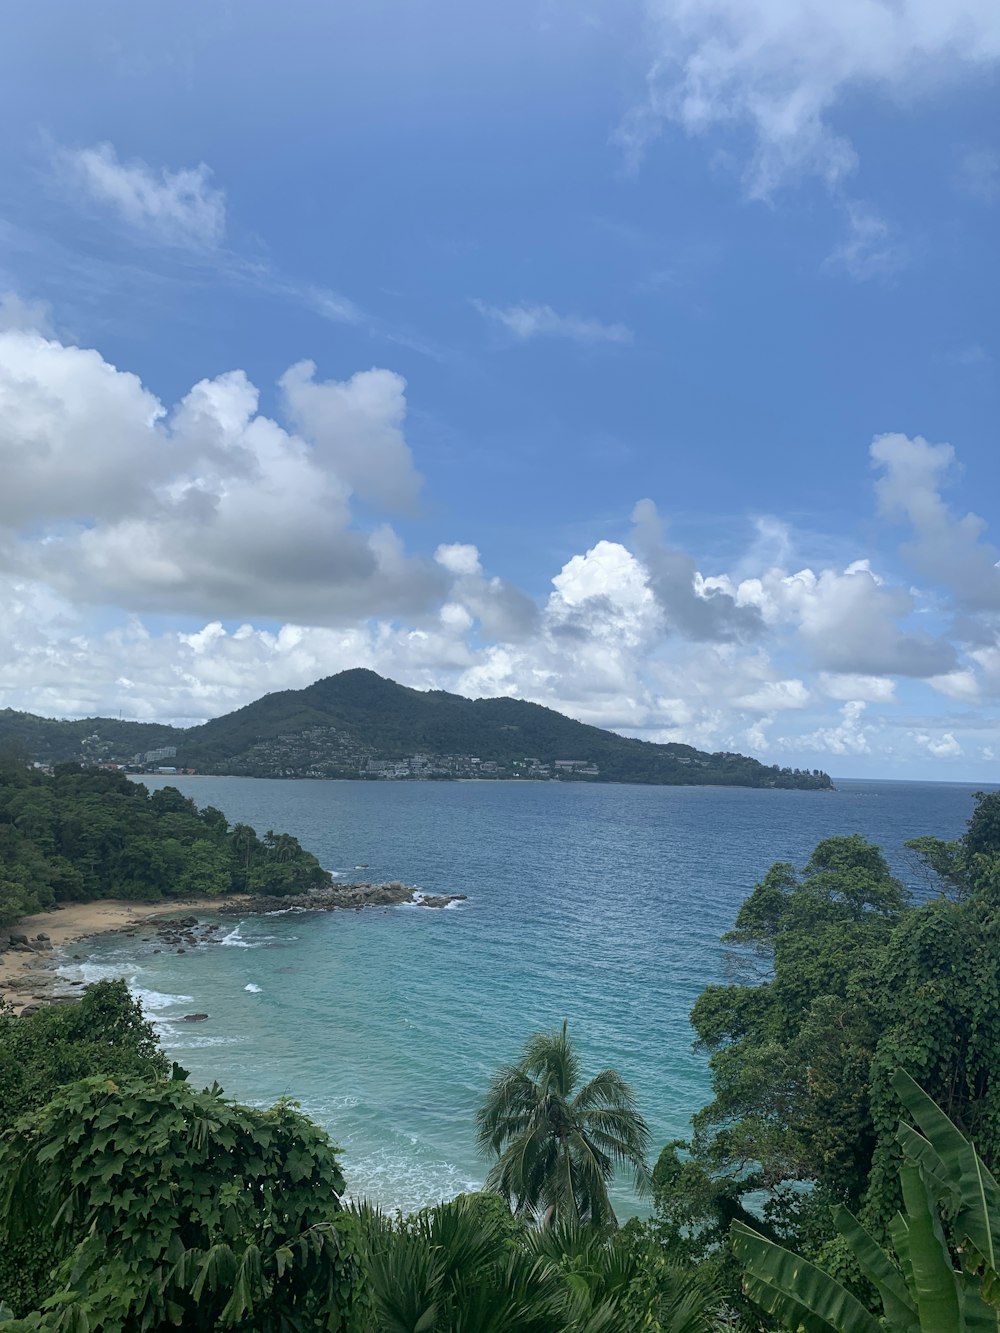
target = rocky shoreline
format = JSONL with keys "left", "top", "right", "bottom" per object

{"left": 219, "top": 881, "right": 467, "bottom": 914}
{"left": 0, "top": 882, "right": 466, "bottom": 1016}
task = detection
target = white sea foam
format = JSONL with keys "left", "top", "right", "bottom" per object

{"left": 160, "top": 1034, "right": 242, "bottom": 1050}
{"left": 132, "top": 984, "right": 194, "bottom": 1012}
{"left": 220, "top": 927, "right": 260, "bottom": 948}
{"left": 244, "top": 983, "right": 262, "bottom": 993}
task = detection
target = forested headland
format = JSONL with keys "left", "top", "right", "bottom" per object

{"left": 1, "top": 758, "right": 999, "bottom": 1329}
{"left": 0, "top": 759, "right": 328, "bottom": 926}
{"left": 0, "top": 669, "right": 832, "bottom": 789}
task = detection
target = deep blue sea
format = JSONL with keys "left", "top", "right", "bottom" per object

{"left": 64, "top": 776, "right": 997, "bottom": 1217}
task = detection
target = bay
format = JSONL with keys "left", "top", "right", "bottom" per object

{"left": 66, "top": 776, "right": 996, "bottom": 1217}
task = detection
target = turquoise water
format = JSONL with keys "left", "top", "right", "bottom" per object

{"left": 67, "top": 777, "right": 995, "bottom": 1216}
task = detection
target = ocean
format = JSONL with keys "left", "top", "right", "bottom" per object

{"left": 64, "top": 776, "right": 995, "bottom": 1217}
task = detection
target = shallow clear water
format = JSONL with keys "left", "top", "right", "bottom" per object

{"left": 66, "top": 776, "right": 996, "bottom": 1216}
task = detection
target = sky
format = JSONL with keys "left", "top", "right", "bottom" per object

{"left": 0, "top": 0, "right": 997, "bottom": 781}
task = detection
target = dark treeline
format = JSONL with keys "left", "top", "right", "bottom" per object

{"left": 0, "top": 760, "right": 328, "bottom": 925}
{"left": 1, "top": 768, "right": 999, "bottom": 1329}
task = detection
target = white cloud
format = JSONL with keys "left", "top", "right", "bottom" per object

{"left": 0, "top": 292, "right": 53, "bottom": 335}
{"left": 915, "top": 730, "right": 963, "bottom": 758}
{"left": 435, "top": 544, "right": 483, "bottom": 577}
{"left": 741, "top": 560, "right": 956, "bottom": 676}
{"left": 736, "top": 679, "right": 809, "bottom": 711}
{"left": 279, "top": 361, "right": 422, "bottom": 512}
{"left": 1, "top": 314, "right": 998, "bottom": 774}
{"left": 819, "top": 672, "right": 896, "bottom": 703}
{"left": 624, "top": 0, "right": 1000, "bottom": 197}
{"left": 928, "top": 669, "right": 981, "bottom": 702}
{"left": 0, "top": 327, "right": 441, "bottom": 622}
{"left": 871, "top": 432, "right": 1000, "bottom": 611}
{"left": 799, "top": 700, "right": 874, "bottom": 755}
{"left": 631, "top": 499, "right": 764, "bottom": 641}
{"left": 55, "top": 142, "right": 226, "bottom": 247}
{"left": 473, "top": 301, "right": 633, "bottom": 344}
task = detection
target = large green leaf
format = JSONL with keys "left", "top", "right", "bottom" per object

{"left": 958, "top": 1238, "right": 1000, "bottom": 1329}
{"left": 898, "top": 1162, "right": 962, "bottom": 1333}
{"left": 893, "top": 1069, "right": 1000, "bottom": 1271}
{"left": 890, "top": 1211, "right": 914, "bottom": 1292}
{"left": 831, "top": 1204, "right": 917, "bottom": 1329}
{"left": 731, "top": 1222, "right": 882, "bottom": 1333}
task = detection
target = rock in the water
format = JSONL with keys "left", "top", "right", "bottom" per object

{"left": 182, "top": 1013, "right": 209, "bottom": 1022}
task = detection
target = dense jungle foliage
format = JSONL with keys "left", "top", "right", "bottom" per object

{"left": 0, "top": 760, "right": 329, "bottom": 925}
{"left": 649, "top": 788, "right": 1000, "bottom": 1316}
{"left": 1, "top": 782, "right": 998, "bottom": 1329}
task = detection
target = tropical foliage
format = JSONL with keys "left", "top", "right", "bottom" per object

{"left": 354, "top": 1193, "right": 718, "bottom": 1332}
{"left": 732, "top": 1069, "right": 1000, "bottom": 1331}
{"left": 651, "top": 792, "right": 1000, "bottom": 1282}
{"left": 0, "top": 1073, "right": 366, "bottom": 1331}
{"left": 476, "top": 1021, "right": 651, "bottom": 1228}
{"left": 0, "top": 759, "right": 329, "bottom": 923}
{"left": 0, "top": 981, "right": 170, "bottom": 1315}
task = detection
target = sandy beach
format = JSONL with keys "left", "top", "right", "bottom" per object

{"left": 0, "top": 897, "right": 247, "bottom": 1016}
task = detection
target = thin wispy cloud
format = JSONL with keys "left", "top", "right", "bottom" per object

{"left": 42, "top": 141, "right": 444, "bottom": 352}
{"left": 622, "top": 0, "right": 1000, "bottom": 199}
{"left": 55, "top": 141, "right": 226, "bottom": 248}
{"left": 473, "top": 300, "right": 633, "bottom": 344}
{"left": 825, "top": 202, "right": 908, "bottom": 283}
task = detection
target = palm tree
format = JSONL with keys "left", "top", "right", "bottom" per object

{"left": 475, "top": 1021, "right": 651, "bottom": 1228}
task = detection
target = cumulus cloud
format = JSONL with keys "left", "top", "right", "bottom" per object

{"left": 871, "top": 432, "right": 1000, "bottom": 612}
{"left": 915, "top": 730, "right": 963, "bottom": 758}
{"left": 279, "top": 361, "right": 422, "bottom": 512}
{"left": 435, "top": 544, "right": 483, "bottom": 577}
{"left": 0, "top": 328, "right": 441, "bottom": 622}
{"left": 623, "top": 0, "right": 1000, "bottom": 198}
{"left": 0, "top": 292, "right": 53, "bottom": 335}
{"left": 798, "top": 700, "right": 874, "bottom": 755}
{"left": 55, "top": 141, "right": 226, "bottom": 247}
{"left": 473, "top": 301, "right": 633, "bottom": 344}
{"left": 761, "top": 560, "right": 957, "bottom": 677}
{"left": 631, "top": 499, "right": 764, "bottom": 641}
{"left": 1, "top": 317, "right": 997, "bottom": 773}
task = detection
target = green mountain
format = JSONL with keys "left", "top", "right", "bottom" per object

{"left": 0, "top": 670, "right": 832, "bottom": 789}
{"left": 0, "top": 710, "right": 182, "bottom": 767}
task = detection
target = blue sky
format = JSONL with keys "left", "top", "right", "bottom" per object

{"left": 0, "top": 0, "right": 998, "bottom": 779}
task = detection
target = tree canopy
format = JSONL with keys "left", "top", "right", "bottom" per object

{"left": 0, "top": 761, "right": 329, "bottom": 924}
{"left": 650, "top": 790, "right": 1000, "bottom": 1306}
{"left": 0, "top": 1074, "right": 365, "bottom": 1332}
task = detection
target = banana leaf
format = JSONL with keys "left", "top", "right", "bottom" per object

{"left": 890, "top": 1210, "right": 914, "bottom": 1292}
{"left": 893, "top": 1069, "right": 1000, "bottom": 1272}
{"left": 831, "top": 1203, "right": 917, "bottom": 1329}
{"left": 731, "top": 1221, "right": 882, "bottom": 1333}
{"left": 899, "top": 1162, "right": 962, "bottom": 1333}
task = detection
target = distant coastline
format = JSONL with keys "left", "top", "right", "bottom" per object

{"left": 1, "top": 668, "right": 833, "bottom": 792}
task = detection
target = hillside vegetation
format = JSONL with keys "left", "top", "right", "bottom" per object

{"left": 0, "top": 761, "right": 329, "bottom": 925}
{"left": 0, "top": 670, "right": 832, "bottom": 789}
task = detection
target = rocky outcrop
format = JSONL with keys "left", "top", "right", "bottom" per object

{"left": 218, "top": 882, "right": 466, "bottom": 915}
